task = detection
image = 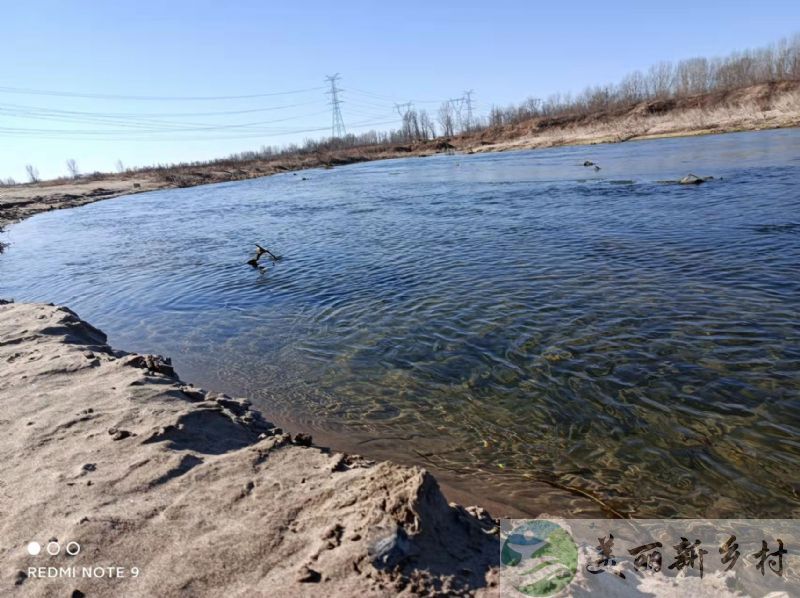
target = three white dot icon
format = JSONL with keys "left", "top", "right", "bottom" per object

{"left": 27, "top": 540, "right": 80, "bottom": 556}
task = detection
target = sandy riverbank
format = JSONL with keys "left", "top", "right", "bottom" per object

{"left": 0, "top": 302, "right": 499, "bottom": 596}
{"left": 2, "top": 81, "right": 798, "bottom": 230}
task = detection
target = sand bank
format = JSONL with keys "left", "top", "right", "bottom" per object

{"left": 0, "top": 302, "right": 498, "bottom": 596}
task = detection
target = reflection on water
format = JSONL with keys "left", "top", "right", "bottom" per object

{"left": 2, "top": 129, "right": 799, "bottom": 517}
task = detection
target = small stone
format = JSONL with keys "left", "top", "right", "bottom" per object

{"left": 112, "top": 430, "right": 132, "bottom": 441}
{"left": 679, "top": 173, "right": 712, "bottom": 185}
{"left": 72, "top": 591, "right": 86, "bottom": 598}
{"left": 297, "top": 565, "right": 322, "bottom": 583}
{"left": 83, "top": 351, "right": 95, "bottom": 359}
{"left": 82, "top": 463, "right": 96, "bottom": 472}
{"left": 294, "top": 433, "right": 313, "bottom": 447}
{"left": 180, "top": 385, "right": 205, "bottom": 401}
{"left": 14, "top": 571, "right": 27, "bottom": 586}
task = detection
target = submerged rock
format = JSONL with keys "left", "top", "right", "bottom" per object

{"left": 679, "top": 173, "right": 714, "bottom": 185}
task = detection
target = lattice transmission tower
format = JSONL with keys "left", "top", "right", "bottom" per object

{"left": 463, "top": 90, "right": 475, "bottom": 131}
{"left": 325, "top": 74, "right": 346, "bottom": 138}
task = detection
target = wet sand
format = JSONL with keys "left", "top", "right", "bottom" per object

{"left": 0, "top": 302, "right": 499, "bottom": 596}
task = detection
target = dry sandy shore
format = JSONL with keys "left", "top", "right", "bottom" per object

{"left": 0, "top": 302, "right": 499, "bottom": 597}
{"left": 0, "top": 178, "right": 163, "bottom": 229}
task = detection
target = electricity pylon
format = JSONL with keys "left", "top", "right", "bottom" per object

{"left": 325, "top": 74, "right": 346, "bottom": 138}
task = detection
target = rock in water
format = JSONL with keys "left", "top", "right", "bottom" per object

{"left": 679, "top": 173, "right": 714, "bottom": 185}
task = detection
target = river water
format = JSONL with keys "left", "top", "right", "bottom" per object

{"left": 2, "top": 129, "right": 799, "bottom": 517}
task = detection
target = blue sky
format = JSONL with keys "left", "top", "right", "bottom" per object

{"left": 2, "top": 0, "right": 798, "bottom": 180}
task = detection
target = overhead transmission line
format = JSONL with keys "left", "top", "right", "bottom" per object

{"left": 0, "top": 99, "right": 320, "bottom": 118}
{"left": 0, "top": 85, "right": 325, "bottom": 101}
{"left": 0, "top": 78, "right": 476, "bottom": 142}
{"left": 0, "top": 117, "right": 399, "bottom": 141}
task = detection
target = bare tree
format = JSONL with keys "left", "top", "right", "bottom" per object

{"left": 115, "top": 159, "right": 125, "bottom": 174}
{"left": 646, "top": 62, "right": 674, "bottom": 99}
{"left": 66, "top": 159, "right": 79, "bottom": 179}
{"left": 419, "top": 110, "right": 436, "bottom": 139}
{"left": 618, "top": 71, "right": 647, "bottom": 103}
{"left": 25, "top": 164, "right": 40, "bottom": 183}
{"left": 438, "top": 102, "right": 455, "bottom": 137}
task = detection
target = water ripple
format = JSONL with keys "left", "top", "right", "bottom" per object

{"left": 2, "top": 129, "right": 800, "bottom": 517}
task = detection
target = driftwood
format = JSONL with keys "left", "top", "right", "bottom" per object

{"left": 247, "top": 244, "right": 282, "bottom": 269}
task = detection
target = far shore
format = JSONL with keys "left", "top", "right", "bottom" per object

{"left": 2, "top": 81, "right": 798, "bottom": 230}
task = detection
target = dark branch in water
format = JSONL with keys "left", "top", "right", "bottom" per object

{"left": 247, "top": 243, "right": 282, "bottom": 271}
{"left": 255, "top": 244, "right": 282, "bottom": 262}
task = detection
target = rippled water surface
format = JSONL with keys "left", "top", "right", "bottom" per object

{"left": 3, "top": 129, "right": 800, "bottom": 517}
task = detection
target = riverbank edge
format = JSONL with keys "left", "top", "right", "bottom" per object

{"left": 0, "top": 301, "right": 500, "bottom": 596}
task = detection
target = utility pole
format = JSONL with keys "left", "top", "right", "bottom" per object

{"left": 394, "top": 102, "right": 413, "bottom": 117}
{"left": 463, "top": 90, "right": 474, "bottom": 131}
{"left": 394, "top": 101, "right": 414, "bottom": 121}
{"left": 325, "top": 74, "right": 346, "bottom": 138}
{"left": 447, "top": 97, "right": 465, "bottom": 132}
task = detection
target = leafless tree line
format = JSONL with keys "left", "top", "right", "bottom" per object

{"left": 484, "top": 34, "right": 800, "bottom": 128}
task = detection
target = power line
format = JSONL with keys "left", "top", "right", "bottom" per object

{"left": 0, "top": 100, "right": 319, "bottom": 119}
{"left": 0, "top": 117, "right": 398, "bottom": 142}
{"left": 348, "top": 87, "right": 444, "bottom": 105}
{"left": 0, "top": 85, "right": 325, "bottom": 101}
{"left": 325, "top": 74, "right": 346, "bottom": 138}
{"left": 0, "top": 109, "right": 332, "bottom": 134}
